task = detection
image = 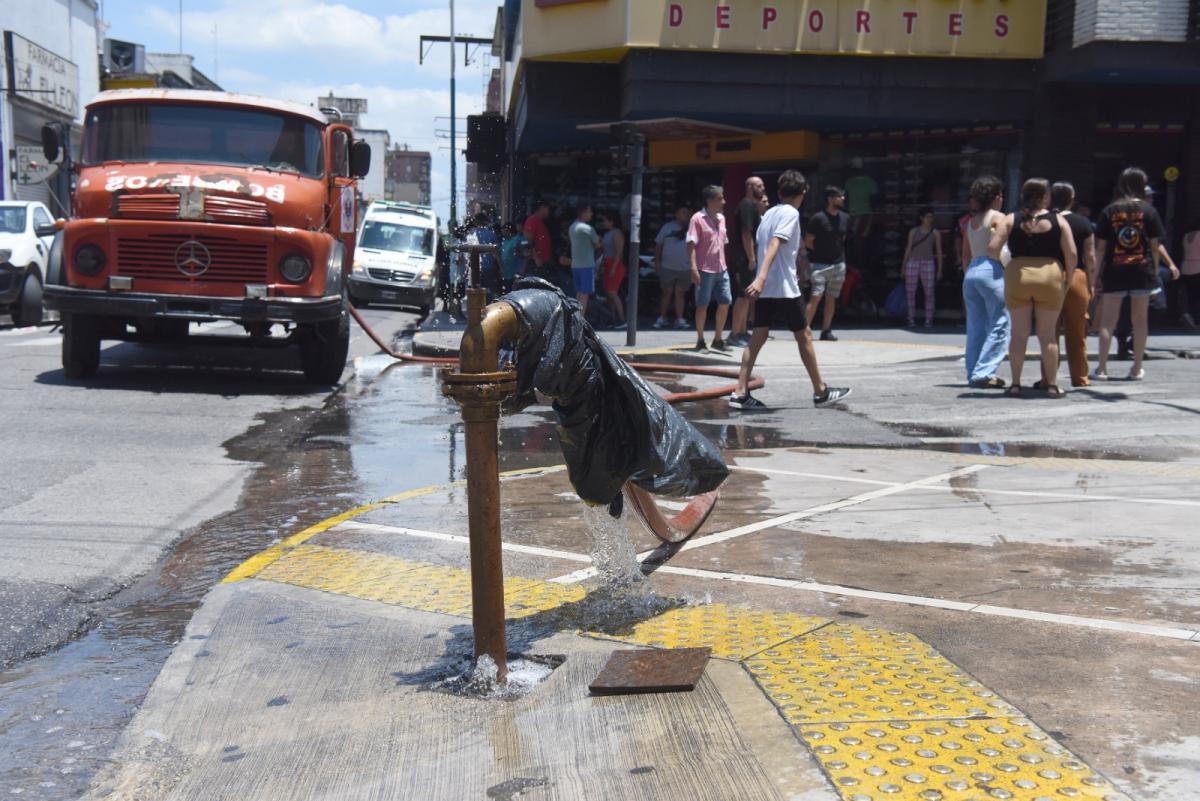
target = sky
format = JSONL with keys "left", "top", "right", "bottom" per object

{"left": 97, "top": 0, "right": 501, "bottom": 223}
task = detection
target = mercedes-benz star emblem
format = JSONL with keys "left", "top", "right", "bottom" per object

{"left": 174, "top": 239, "right": 211, "bottom": 277}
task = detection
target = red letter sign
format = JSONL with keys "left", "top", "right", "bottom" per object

{"left": 995, "top": 14, "right": 1009, "bottom": 37}
{"left": 762, "top": 6, "right": 778, "bottom": 31}
{"left": 948, "top": 12, "right": 963, "bottom": 36}
{"left": 716, "top": 5, "right": 731, "bottom": 29}
{"left": 668, "top": 3, "right": 683, "bottom": 27}
{"left": 856, "top": 10, "right": 871, "bottom": 34}
{"left": 808, "top": 9, "right": 824, "bottom": 33}
{"left": 902, "top": 11, "right": 918, "bottom": 35}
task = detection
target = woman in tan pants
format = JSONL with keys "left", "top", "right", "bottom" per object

{"left": 1050, "top": 182, "right": 1097, "bottom": 387}
{"left": 988, "top": 178, "right": 1078, "bottom": 397}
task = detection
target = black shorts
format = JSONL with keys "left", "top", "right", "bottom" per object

{"left": 729, "top": 257, "right": 756, "bottom": 299}
{"left": 754, "top": 296, "right": 809, "bottom": 332}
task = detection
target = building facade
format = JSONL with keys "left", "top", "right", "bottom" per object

{"left": 495, "top": 0, "right": 1200, "bottom": 305}
{"left": 385, "top": 146, "right": 432, "bottom": 206}
{"left": 1, "top": 0, "right": 102, "bottom": 212}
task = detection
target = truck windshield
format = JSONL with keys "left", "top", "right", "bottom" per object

{"left": 0, "top": 208, "right": 27, "bottom": 234}
{"left": 360, "top": 220, "right": 433, "bottom": 255}
{"left": 83, "top": 103, "right": 325, "bottom": 178}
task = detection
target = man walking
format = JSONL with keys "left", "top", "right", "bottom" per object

{"left": 729, "top": 176, "right": 766, "bottom": 346}
{"left": 730, "top": 170, "right": 851, "bottom": 409}
{"left": 653, "top": 204, "right": 694, "bottom": 329}
{"left": 568, "top": 204, "right": 601, "bottom": 316}
{"left": 805, "top": 186, "right": 851, "bottom": 341}
{"left": 687, "top": 185, "right": 733, "bottom": 351}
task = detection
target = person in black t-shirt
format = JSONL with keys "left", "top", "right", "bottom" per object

{"left": 804, "top": 187, "right": 851, "bottom": 340}
{"left": 1093, "top": 167, "right": 1165, "bottom": 381}
{"left": 728, "top": 176, "right": 765, "bottom": 347}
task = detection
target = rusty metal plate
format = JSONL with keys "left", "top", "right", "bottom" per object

{"left": 589, "top": 647, "right": 711, "bottom": 695}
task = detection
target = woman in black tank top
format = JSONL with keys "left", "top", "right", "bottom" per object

{"left": 988, "top": 178, "right": 1079, "bottom": 397}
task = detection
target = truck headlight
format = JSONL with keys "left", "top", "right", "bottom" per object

{"left": 74, "top": 244, "right": 106, "bottom": 276}
{"left": 279, "top": 253, "right": 312, "bottom": 283}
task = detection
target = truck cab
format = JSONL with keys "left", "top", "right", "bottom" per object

{"left": 43, "top": 89, "right": 370, "bottom": 383}
{"left": 348, "top": 201, "right": 439, "bottom": 315}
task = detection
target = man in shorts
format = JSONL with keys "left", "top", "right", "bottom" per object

{"left": 568, "top": 204, "right": 601, "bottom": 316}
{"left": 728, "top": 176, "right": 766, "bottom": 346}
{"left": 730, "top": 170, "right": 851, "bottom": 410}
{"left": 653, "top": 204, "right": 694, "bottom": 329}
{"left": 805, "top": 186, "right": 851, "bottom": 341}
{"left": 687, "top": 185, "right": 733, "bottom": 351}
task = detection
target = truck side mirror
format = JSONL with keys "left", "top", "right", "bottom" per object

{"left": 350, "top": 141, "right": 371, "bottom": 178}
{"left": 35, "top": 223, "right": 59, "bottom": 238}
{"left": 41, "top": 124, "right": 62, "bottom": 163}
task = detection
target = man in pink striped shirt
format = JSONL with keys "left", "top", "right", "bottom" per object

{"left": 687, "top": 185, "right": 733, "bottom": 351}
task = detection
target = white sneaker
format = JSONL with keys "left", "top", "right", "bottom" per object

{"left": 652, "top": 317, "right": 668, "bottom": 329}
{"left": 673, "top": 319, "right": 690, "bottom": 330}
{"left": 1128, "top": 367, "right": 1145, "bottom": 381}
{"left": 1090, "top": 368, "right": 1108, "bottom": 382}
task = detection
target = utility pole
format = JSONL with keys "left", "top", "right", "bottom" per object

{"left": 449, "top": 0, "right": 457, "bottom": 233}
{"left": 178, "top": 0, "right": 183, "bottom": 54}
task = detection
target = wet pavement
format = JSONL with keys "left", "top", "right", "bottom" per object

{"left": 3, "top": 317, "right": 1199, "bottom": 799}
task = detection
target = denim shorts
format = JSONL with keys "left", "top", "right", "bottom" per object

{"left": 1103, "top": 287, "right": 1157, "bottom": 298}
{"left": 571, "top": 266, "right": 595, "bottom": 295}
{"left": 696, "top": 270, "right": 732, "bottom": 307}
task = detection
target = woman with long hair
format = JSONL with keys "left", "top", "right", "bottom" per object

{"left": 989, "top": 178, "right": 1078, "bottom": 397}
{"left": 1093, "top": 167, "right": 1167, "bottom": 380}
{"left": 961, "top": 176, "right": 1010, "bottom": 388}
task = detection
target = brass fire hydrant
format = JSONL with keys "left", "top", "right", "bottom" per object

{"left": 440, "top": 244, "right": 521, "bottom": 683}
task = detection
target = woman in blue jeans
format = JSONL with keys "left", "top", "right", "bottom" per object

{"left": 961, "top": 176, "right": 1010, "bottom": 388}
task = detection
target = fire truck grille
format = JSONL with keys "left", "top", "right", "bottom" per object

{"left": 116, "top": 234, "right": 271, "bottom": 283}
{"left": 116, "top": 194, "right": 180, "bottom": 220}
{"left": 115, "top": 194, "right": 271, "bottom": 225}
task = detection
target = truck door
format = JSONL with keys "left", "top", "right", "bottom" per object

{"left": 329, "top": 127, "right": 356, "bottom": 272}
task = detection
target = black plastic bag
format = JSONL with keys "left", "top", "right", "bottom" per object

{"left": 500, "top": 278, "right": 728, "bottom": 506}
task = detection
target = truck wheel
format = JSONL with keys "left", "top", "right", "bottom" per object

{"left": 11, "top": 273, "right": 43, "bottom": 327}
{"left": 300, "top": 300, "right": 350, "bottom": 385}
{"left": 62, "top": 313, "right": 100, "bottom": 379}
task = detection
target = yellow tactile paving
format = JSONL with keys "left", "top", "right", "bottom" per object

{"left": 254, "top": 545, "right": 585, "bottom": 619}
{"left": 798, "top": 718, "right": 1132, "bottom": 801}
{"left": 586, "top": 603, "right": 830, "bottom": 660}
{"left": 745, "top": 625, "right": 1020, "bottom": 724}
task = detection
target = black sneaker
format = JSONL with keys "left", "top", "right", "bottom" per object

{"left": 729, "top": 393, "right": 767, "bottom": 410}
{"left": 694, "top": 338, "right": 708, "bottom": 351}
{"left": 814, "top": 386, "right": 852, "bottom": 407}
{"left": 711, "top": 338, "right": 732, "bottom": 352}
{"left": 820, "top": 330, "right": 839, "bottom": 342}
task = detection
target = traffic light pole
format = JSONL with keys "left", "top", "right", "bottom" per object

{"left": 625, "top": 133, "right": 645, "bottom": 347}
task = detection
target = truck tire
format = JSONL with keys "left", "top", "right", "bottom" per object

{"left": 62, "top": 313, "right": 100, "bottom": 379}
{"left": 11, "top": 273, "right": 44, "bottom": 327}
{"left": 300, "top": 299, "right": 350, "bottom": 385}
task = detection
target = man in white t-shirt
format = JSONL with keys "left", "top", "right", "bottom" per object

{"left": 730, "top": 170, "right": 852, "bottom": 410}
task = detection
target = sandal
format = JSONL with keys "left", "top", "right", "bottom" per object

{"left": 1044, "top": 385, "right": 1066, "bottom": 398}
{"left": 1005, "top": 385, "right": 1022, "bottom": 397}
{"left": 970, "top": 376, "right": 1006, "bottom": 389}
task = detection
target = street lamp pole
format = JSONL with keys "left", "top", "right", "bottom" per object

{"left": 449, "top": 0, "right": 457, "bottom": 234}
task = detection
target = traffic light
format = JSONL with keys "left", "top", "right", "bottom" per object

{"left": 466, "top": 114, "right": 506, "bottom": 172}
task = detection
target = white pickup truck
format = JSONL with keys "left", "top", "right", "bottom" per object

{"left": 0, "top": 201, "right": 57, "bottom": 326}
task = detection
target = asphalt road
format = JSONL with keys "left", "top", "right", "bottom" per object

{"left": 0, "top": 306, "right": 419, "bottom": 671}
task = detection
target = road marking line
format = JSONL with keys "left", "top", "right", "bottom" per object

{"left": 222, "top": 465, "right": 567, "bottom": 584}
{"left": 656, "top": 465, "right": 990, "bottom": 556}
{"left": 728, "top": 465, "right": 898, "bottom": 487}
{"left": 340, "top": 520, "right": 592, "bottom": 564}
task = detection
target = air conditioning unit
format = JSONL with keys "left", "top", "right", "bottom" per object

{"left": 103, "top": 39, "right": 146, "bottom": 75}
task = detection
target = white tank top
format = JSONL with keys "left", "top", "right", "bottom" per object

{"left": 967, "top": 213, "right": 996, "bottom": 260}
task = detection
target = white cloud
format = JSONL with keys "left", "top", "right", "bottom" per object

{"left": 150, "top": 0, "right": 500, "bottom": 67}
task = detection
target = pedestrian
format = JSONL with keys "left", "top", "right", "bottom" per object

{"left": 596, "top": 211, "right": 627, "bottom": 329}
{"left": 729, "top": 169, "right": 851, "bottom": 410}
{"left": 962, "top": 176, "right": 1010, "bottom": 389}
{"left": 522, "top": 199, "right": 553, "bottom": 270}
{"left": 1092, "top": 167, "right": 1166, "bottom": 382}
{"left": 988, "top": 177, "right": 1078, "bottom": 397}
{"left": 653, "top": 204, "right": 693, "bottom": 330}
{"left": 1050, "top": 182, "right": 1097, "bottom": 388}
{"left": 1182, "top": 218, "right": 1200, "bottom": 329}
{"left": 1111, "top": 186, "right": 1180, "bottom": 354}
{"left": 901, "top": 207, "right": 944, "bottom": 328}
{"left": 500, "top": 222, "right": 522, "bottom": 293}
{"left": 728, "top": 176, "right": 766, "bottom": 347}
{"left": 687, "top": 185, "right": 733, "bottom": 352}
{"left": 568, "top": 204, "right": 601, "bottom": 317}
{"left": 804, "top": 186, "right": 851, "bottom": 340}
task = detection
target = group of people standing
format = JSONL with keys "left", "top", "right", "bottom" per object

{"left": 962, "top": 166, "right": 1176, "bottom": 397}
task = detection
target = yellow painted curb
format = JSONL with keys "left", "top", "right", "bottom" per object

{"left": 221, "top": 465, "right": 566, "bottom": 584}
